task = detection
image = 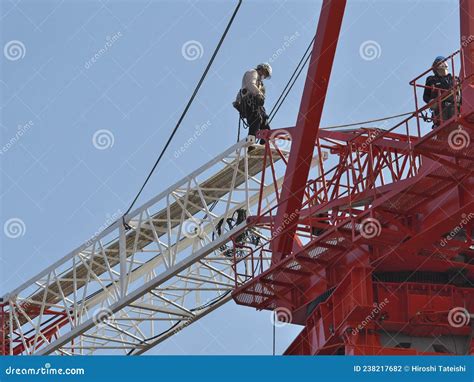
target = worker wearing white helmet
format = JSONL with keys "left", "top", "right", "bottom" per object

{"left": 233, "top": 63, "right": 272, "bottom": 148}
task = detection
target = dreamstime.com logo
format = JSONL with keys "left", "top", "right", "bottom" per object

{"left": 4, "top": 363, "right": 85, "bottom": 376}
{"left": 359, "top": 40, "right": 381, "bottom": 61}
{"left": 181, "top": 40, "right": 203, "bottom": 61}
{"left": 4, "top": 40, "right": 26, "bottom": 61}
{"left": 92, "top": 307, "right": 114, "bottom": 327}
{"left": 270, "top": 307, "right": 292, "bottom": 328}
{"left": 92, "top": 129, "right": 115, "bottom": 150}
{"left": 3, "top": 218, "right": 26, "bottom": 239}
{"left": 448, "top": 127, "right": 470, "bottom": 151}
{"left": 270, "top": 129, "right": 292, "bottom": 151}
{"left": 182, "top": 218, "right": 204, "bottom": 239}
{"left": 448, "top": 307, "right": 472, "bottom": 328}
{"left": 360, "top": 217, "right": 382, "bottom": 239}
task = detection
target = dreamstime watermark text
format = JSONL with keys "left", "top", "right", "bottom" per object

{"left": 440, "top": 212, "right": 474, "bottom": 247}
{"left": 4, "top": 363, "right": 84, "bottom": 376}
{"left": 85, "top": 32, "right": 123, "bottom": 69}
{"left": 174, "top": 120, "right": 211, "bottom": 159}
{"left": 268, "top": 31, "right": 300, "bottom": 63}
{"left": 351, "top": 298, "right": 389, "bottom": 335}
{"left": 0, "top": 120, "right": 34, "bottom": 155}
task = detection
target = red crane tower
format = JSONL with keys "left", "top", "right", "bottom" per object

{"left": 1, "top": 0, "right": 473, "bottom": 356}
{"left": 231, "top": 0, "right": 474, "bottom": 355}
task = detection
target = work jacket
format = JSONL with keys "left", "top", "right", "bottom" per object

{"left": 423, "top": 73, "right": 459, "bottom": 105}
{"left": 236, "top": 69, "right": 265, "bottom": 103}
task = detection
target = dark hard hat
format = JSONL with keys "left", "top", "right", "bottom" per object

{"left": 433, "top": 56, "right": 446, "bottom": 66}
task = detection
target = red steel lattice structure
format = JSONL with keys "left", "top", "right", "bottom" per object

{"left": 231, "top": 0, "right": 474, "bottom": 355}
{"left": 1, "top": 0, "right": 474, "bottom": 356}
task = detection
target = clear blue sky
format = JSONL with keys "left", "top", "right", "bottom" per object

{"left": 1, "top": 0, "right": 459, "bottom": 354}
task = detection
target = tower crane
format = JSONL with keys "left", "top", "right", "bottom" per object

{"left": 1, "top": 0, "right": 473, "bottom": 355}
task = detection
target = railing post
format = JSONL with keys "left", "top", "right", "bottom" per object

{"left": 119, "top": 223, "right": 127, "bottom": 298}
{"left": 412, "top": 77, "right": 421, "bottom": 136}
{"left": 0, "top": 299, "right": 6, "bottom": 355}
{"left": 460, "top": 1, "right": 474, "bottom": 118}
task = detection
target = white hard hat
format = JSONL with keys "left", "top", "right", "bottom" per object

{"left": 257, "top": 62, "right": 272, "bottom": 78}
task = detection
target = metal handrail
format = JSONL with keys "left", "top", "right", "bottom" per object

{"left": 232, "top": 46, "right": 468, "bottom": 286}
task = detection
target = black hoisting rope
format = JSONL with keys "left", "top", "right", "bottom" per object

{"left": 122, "top": 0, "right": 242, "bottom": 226}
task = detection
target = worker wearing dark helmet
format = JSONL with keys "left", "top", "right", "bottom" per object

{"left": 233, "top": 63, "right": 272, "bottom": 147}
{"left": 423, "top": 56, "right": 460, "bottom": 128}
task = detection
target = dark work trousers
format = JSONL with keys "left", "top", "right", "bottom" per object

{"left": 240, "top": 95, "right": 270, "bottom": 143}
{"left": 432, "top": 102, "right": 456, "bottom": 129}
